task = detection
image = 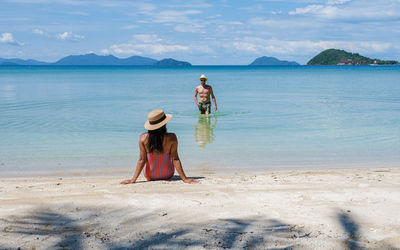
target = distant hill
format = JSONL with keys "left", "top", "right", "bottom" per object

{"left": 154, "top": 58, "right": 191, "bottom": 66}
{"left": 249, "top": 56, "right": 299, "bottom": 66}
{"left": 0, "top": 58, "right": 49, "bottom": 65}
{"left": 120, "top": 55, "right": 158, "bottom": 65}
{"left": 0, "top": 62, "right": 20, "bottom": 66}
{"left": 308, "top": 49, "right": 399, "bottom": 65}
{"left": 53, "top": 53, "right": 157, "bottom": 65}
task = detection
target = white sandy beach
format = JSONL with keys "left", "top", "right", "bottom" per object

{"left": 1, "top": 168, "right": 399, "bottom": 249}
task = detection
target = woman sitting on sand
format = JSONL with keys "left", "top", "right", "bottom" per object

{"left": 121, "top": 109, "right": 197, "bottom": 184}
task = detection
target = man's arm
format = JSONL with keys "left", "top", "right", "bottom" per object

{"left": 194, "top": 87, "right": 199, "bottom": 106}
{"left": 210, "top": 87, "right": 217, "bottom": 111}
{"left": 121, "top": 134, "right": 147, "bottom": 184}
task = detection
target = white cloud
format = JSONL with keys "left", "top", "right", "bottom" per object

{"left": 99, "top": 1, "right": 156, "bottom": 10}
{"left": 174, "top": 23, "right": 205, "bottom": 33}
{"left": 230, "top": 37, "right": 392, "bottom": 56}
{"left": 289, "top": 5, "right": 325, "bottom": 15}
{"left": 32, "top": 28, "right": 45, "bottom": 35}
{"left": 149, "top": 10, "right": 202, "bottom": 23}
{"left": 66, "top": 11, "right": 89, "bottom": 16}
{"left": 248, "top": 17, "right": 318, "bottom": 29}
{"left": 327, "top": 0, "right": 351, "bottom": 5}
{"left": 206, "top": 14, "right": 221, "bottom": 19}
{"left": 122, "top": 25, "right": 137, "bottom": 30}
{"left": 168, "top": 1, "right": 212, "bottom": 8}
{"left": 56, "top": 31, "right": 84, "bottom": 41}
{"left": 132, "top": 34, "right": 162, "bottom": 43}
{"left": 109, "top": 43, "right": 189, "bottom": 55}
{"left": 4, "top": 0, "right": 157, "bottom": 8}
{"left": 172, "top": 18, "right": 241, "bottom": 33}
{"left": 132, "top": 2, "right": 157, "bottom": 11}
{"left": 100, "top": 49, "right": 110, "bottom": 54}
{"left": 103, "top": 33, "right": 213, "bottom": 56}
{"left": 3, "top": 0, "right": 88, "bottom": 5}
{"left": 269, "top": 10, "right": 283, "bottom": 15}
{"left": 288, "top": 0, "right": 400, "bottom": 21}
{"left": 226, "top": 21, "right": 243, "bottom": 25}
{"left": 0, "top": 33, "right": 24, "bottom": 46}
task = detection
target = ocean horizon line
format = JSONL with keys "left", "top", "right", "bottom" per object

{"left": 2, "top": 64, "right": 400, "bottom": 67}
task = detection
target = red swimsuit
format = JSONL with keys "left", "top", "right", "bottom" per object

{"left": 144, "top": 153, "right": 175, "bottom": 181}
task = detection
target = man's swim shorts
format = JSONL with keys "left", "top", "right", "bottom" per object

{"left": 198, "top": 102, "right": 211, "bottom": 113}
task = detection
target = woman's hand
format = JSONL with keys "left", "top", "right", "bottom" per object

{"left": 120, "top": 179, "right": 135, "bottom": 184}
{"left": 182, "top": 178, "right": 198, "bottom": 184}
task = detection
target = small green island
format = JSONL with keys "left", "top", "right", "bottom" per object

{"left": 307, "top": 49, "right": 399, "bottom": 65}
{"left": 153, "top": 58, "right": 191, "bottom": 66}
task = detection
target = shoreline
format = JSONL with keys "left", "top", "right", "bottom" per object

{"left": 1, "top": 163, "right": 399, "bottom": 179}
{"left": 1, "top": 168, "right": 399, "bottom": 249}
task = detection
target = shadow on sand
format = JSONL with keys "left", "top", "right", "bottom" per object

{"left": 132, "top": 175, "right": 205, "bottom": 184}
{"left": 338, "top": 211, "right": 361, "bottom": 250}
{"left": 1, "top": 206, "right": 303, "bottom": 249}
{"left": 1, "top": 206, "right": 398, "bottom": 249}
{"left": 336, "top": 210, "right": 397, "bottom": 250}
{"left": 1, "top": 210, "right": 85, "bottom": 249}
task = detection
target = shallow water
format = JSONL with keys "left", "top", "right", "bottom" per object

{"left": 0, "top": 66, "right": 399, "bottom": 175}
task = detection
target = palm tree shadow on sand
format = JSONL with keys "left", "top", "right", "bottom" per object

{"left": 336, "top": 209, "right": 397, "bottom": 250}
{"left": 1, "top": 210, "right": 85, "bottom": 249}
{"left": 338, "top": 211, "right": 361, "bottom": 250}
{"left": 1, "top": 206, "right": 304, "bottom": 249}
{"left": 1, "top": 206, "right": 398, "bottom": 249}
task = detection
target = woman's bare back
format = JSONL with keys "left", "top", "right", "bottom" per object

{"left": 141, "top": 132, "right": 177, "bottom": 155}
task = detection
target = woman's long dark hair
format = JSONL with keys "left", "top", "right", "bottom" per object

{"left": 148, "top": 125, "right": 167, "bottom": 153}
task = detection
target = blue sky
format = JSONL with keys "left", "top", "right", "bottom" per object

{"left": 1, "top": 0, "right": 400, "bottom": 65}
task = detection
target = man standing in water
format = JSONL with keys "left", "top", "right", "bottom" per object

{"left": 194, "top": 74, "right": 217, "bottom": 114}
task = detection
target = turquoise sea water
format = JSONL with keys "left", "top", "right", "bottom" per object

{"left": 0, "top": 66, "right": 399, "bottom": 175}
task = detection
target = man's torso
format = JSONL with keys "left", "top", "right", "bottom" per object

{"left": 196, "top": 84, "right": 212, "bottom": 103}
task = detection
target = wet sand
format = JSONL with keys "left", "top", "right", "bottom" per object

{"left": 0, "top": 168, "right": 399, "bottom": 249}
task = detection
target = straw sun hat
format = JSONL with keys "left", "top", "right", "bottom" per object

{"left": 199, "top": 74, "right": 208, "bottom": 81}
{"left": 144, "top": 109, "right": 172, "bottom": 130}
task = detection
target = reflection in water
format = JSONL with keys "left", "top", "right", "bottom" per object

{"left": 194, "top": 115, "right": 217, "bottom": 148}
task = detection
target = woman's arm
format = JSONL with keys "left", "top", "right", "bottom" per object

{"left": 121, "top": 134, "right": 147, "bottom": 184}
{"left": 170, "top": 134, "right": 198, "bottom": 184}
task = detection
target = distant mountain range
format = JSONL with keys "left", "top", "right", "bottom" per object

{"left": 1, "top": 50, "right": 398, "bottom": 66}
{"left": 54, "top": 54, "right": 158, "bottom": 66}
{"left": 0, "top": 53, "right": 191, "bottom": 66}
{"left": 0, "top": 54, "right": 300, "bottom": 66}
{"left": 0, "top": 58, "right": 49, "bottom": 66}
{"left": 249, "top": 56, "right": 299, "bottom": 66}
